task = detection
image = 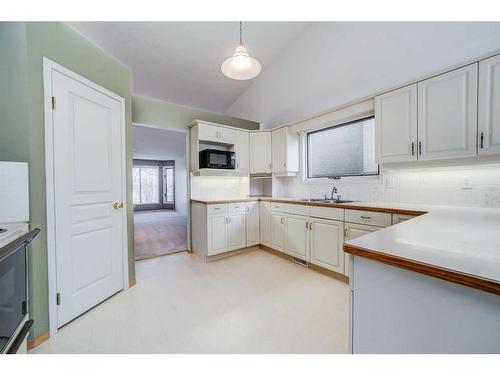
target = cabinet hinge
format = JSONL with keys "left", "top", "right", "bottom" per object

{"left": 56, "top": 292, "right": 61, "bottom": 306}
{"left": 51, "top": 96, "right": 56, "bottom": 110}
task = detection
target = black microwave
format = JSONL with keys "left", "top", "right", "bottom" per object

{"left": 199, "top": 149, "right": 236, "bottom": 169}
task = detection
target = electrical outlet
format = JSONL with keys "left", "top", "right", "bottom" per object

{"left": 461, "top": 176, "right": 472, "bottom": 190}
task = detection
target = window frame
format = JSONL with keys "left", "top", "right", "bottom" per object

{"left": 133, "top": 159, "right": 175, "bottom": 211}
{"left": 305, "top": 115, "right": 379, "bottom": 180}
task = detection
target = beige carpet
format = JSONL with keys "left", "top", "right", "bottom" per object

{"left": 134, "top": 210, "right": 187, "bottom": 260}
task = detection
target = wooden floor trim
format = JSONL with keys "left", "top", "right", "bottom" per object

{"left": 27, "top": 330, "right": 50, "bottom": 350}
{"left": 344, "top": 244, "right": 500, "bottom": 295}
{"left": 129, "top": 279, "right": 137, "bottom": 288}
{"left": 259, "top": 245, "right": 349, "bottom": 283}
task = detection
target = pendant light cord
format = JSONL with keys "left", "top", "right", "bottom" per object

{"left": 239, "top": 21, "right": 243, "bottom": 45}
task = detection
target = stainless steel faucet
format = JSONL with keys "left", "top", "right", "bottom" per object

{"left": 330, "top": 186, "right": 341, "bottom": 200}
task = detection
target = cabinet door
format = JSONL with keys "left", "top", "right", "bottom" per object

{"left": 375, "top": 84, "right": 418, "bottom": 163}
{"left": 310, "top": 218, "right": 344, "bottom": 273}
{"left": 235, "top": 130, "right": 250, "bottom": 172}
{"left": 284, "top": 214, "right": 309, "bottom": 260}
{"left": 417, "top": 64, "right": 478, "bottom": 160}
{"left": 250, "top": 132, "right": 272, "bottom": 173}
{"left": 478, "top": 54, "right": 500, "bottom": 155}
{"left": 207, "top": 214, "right": 228, "bottom": 255}
{"left": 227, "top": 212, "right": 246, "bottom": 251}
{"left": 270, "top": 212, "right": 285, "bottom": 252}
{"left": 272, "top": 128, "right": 287, "bottom": 173}
{"left": 345, "top": 223, "right": 380, "bottom": 276}
{"left": 259, "top": 201, "right": 271, "bottom": 247}
{"left": 218, "top": 127, "right": 236, "bottom": 144}
{"left": 198, "top": 123, "right": 220, "bottom": 143}
{"left": 246, "top": 202, "right": 260, "bottom": 247}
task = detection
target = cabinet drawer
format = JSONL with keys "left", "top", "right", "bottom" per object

{"left": 228, "top": 203, "right": 246, "bottom": 213}
{"left": 207, "top": 204, "right": 228, "bottom": 215}
{"left": 345, "top": 209, "right": 391, "bottom": 227}
{"left": 392, "top": 213, "right": 417, "bottom": 225}
{"left": 270, "top": 203, "right": 286, "bottom": 212}
{"left": 309, "top": 206, "right": 343, "bottom": 221}
{"left": 284, "top": 203, "right": 309, "bottom": 216}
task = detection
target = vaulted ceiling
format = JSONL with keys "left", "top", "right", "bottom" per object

{"left": 69, "top": 22, "right": 309, "bottom": 114}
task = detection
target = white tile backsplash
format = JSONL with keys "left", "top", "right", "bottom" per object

{"left": 190, "top": 175, "right": 250, "bottom": 200}
{"left": 273, "top": 164, "right": 500, "bottom": 208}
{"left": 0, "top": 161, "right": 29, "bottom": 222}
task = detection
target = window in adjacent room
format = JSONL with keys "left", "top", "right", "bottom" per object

{"left": 307, "top": 116, "right": 378, "bottom": 178}
{"left": 133, "top": 160, "right": 175, "bottom": 210}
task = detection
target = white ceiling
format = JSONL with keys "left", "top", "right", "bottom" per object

{"left": 132, "top": 125, "right": 186, "bottom": 161}
{"left": 69, "top": 22, "right": 309, "bottom": 114}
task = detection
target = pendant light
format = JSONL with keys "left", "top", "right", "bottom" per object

{"left": 221, "top": 22, "right": 262, "bottom": 80}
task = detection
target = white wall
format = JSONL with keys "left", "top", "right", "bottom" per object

{"left": 175, "top": 155, "right": 188, "bottom": 215}
{"left": 226, "top": 22, "right": 500, "bottom": 128}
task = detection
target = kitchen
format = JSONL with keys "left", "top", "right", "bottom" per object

{"left": 1, "top": 10, "right": 500, "bottom": 372}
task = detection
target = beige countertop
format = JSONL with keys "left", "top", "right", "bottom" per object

{"left": 191, "top": 196, "right": 500, "bottom": 294}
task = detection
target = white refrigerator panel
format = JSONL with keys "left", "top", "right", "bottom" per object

{"left": 0, "top": 162, "right": 29, "bottom": 223}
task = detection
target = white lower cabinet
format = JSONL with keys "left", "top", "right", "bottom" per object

{"left": 246, "top": 202, "right": 260, "bottom": 247}
{"left": 259, "top": 201, "right": 271, "bottom": 247}
{"left": 309, "top": 217, "right": 345, "bottom": 274}
{"left": 284, "top": 214, "right": 309, "bottom": 260}
{"left": 207, "top": 213, "right": 229, "bottom": 255}
{"left": 227, "top": 211, "right": 246, "bottom": 251}
{"left": 270, "top": 211, "right": 286, "bottom": 252}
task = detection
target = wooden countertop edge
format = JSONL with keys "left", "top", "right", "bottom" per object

{"left": 344, "top": 243, "right": 500, "bottom": 296}
{"left": 190, "top": 198, "right": 427, "bottom": 216}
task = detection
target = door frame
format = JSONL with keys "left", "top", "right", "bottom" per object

{"left": 43, "top": 58, "right": 129, "bottom": 336}
{"left": 132, "top": 122, "right": 191, "bottom": 252}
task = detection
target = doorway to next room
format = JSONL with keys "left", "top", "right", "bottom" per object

{"left": 132, "top": 124, "right": 188, "bottom": 260}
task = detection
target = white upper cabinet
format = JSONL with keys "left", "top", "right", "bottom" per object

{"left": 417, "top": 64, "right": 478, "bottom": 160}
{"left": 271, "top": 127, "right": 299, "bottom": 176}
{"left": 250, "top": 131, "right": 272, "bottom": 174}
{"left": 234, "top": 130, "right": 249, "bottom": 172}
{"left": 478, "top": 54, "right": 500, "bottom": 155}
{"left": 375, "top": 84, "right": 418, "bottom": 163}
{"left": 197, "top": 122, "right": 235, "bottom": 144}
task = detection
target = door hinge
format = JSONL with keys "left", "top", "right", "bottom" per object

{"left": 56, "top": 292, "right": 61, "bottom": 305}
{"left": 51, "top": 96, "right": 56, "bottom": 110}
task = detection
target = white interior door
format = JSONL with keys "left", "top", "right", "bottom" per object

{"left": 51, "top": 70, "right": 125, "bottom": 328}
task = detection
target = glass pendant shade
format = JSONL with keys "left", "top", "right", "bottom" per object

{"left": 221, "top": 45, "right": 262, "bottom": 80}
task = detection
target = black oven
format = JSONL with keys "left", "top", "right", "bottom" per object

{"left": 199, "top": 149, "right": 236, "bottom": 169}
{"left": 0, "top": 229, "right": 39, "bottom": 353}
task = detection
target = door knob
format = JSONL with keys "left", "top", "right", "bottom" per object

{"left": 113, "top": 202, "right": 123, "bottom": 209}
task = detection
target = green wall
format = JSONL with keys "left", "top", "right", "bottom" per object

{"left": 0, "top": 22, "right": 135, "bottom": 341}
{"left": 0, "top": 23, "right": 29, "bottom": 162}
{"left": 132, "top": 95, "right": 260, "bottom": 131}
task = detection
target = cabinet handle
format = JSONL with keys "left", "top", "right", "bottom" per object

{"left": 305, "top": 222, "right": 309, "bottom": 230}
{"left": 480, "top": 132, "right": 484, "bottom": 149}
{"left": 418, "top": 141, "right": 422, "bottom": 156}
{"left": 360, "top": 216, "right": 371, "bottom": 220}
{"left": 309, "top": 222, "right": 313, "bottom": 230}
{"left": 411, "top": 142, "right": 415, "bottom": 156}
{"left": 284, "top": 162, "right": 286, "bottom": 168}
{"left": 281, "top": 217, "right": 285, "bottom": 225}
{"left": 344, "top": 228, "right": 348, "bottom": 238}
